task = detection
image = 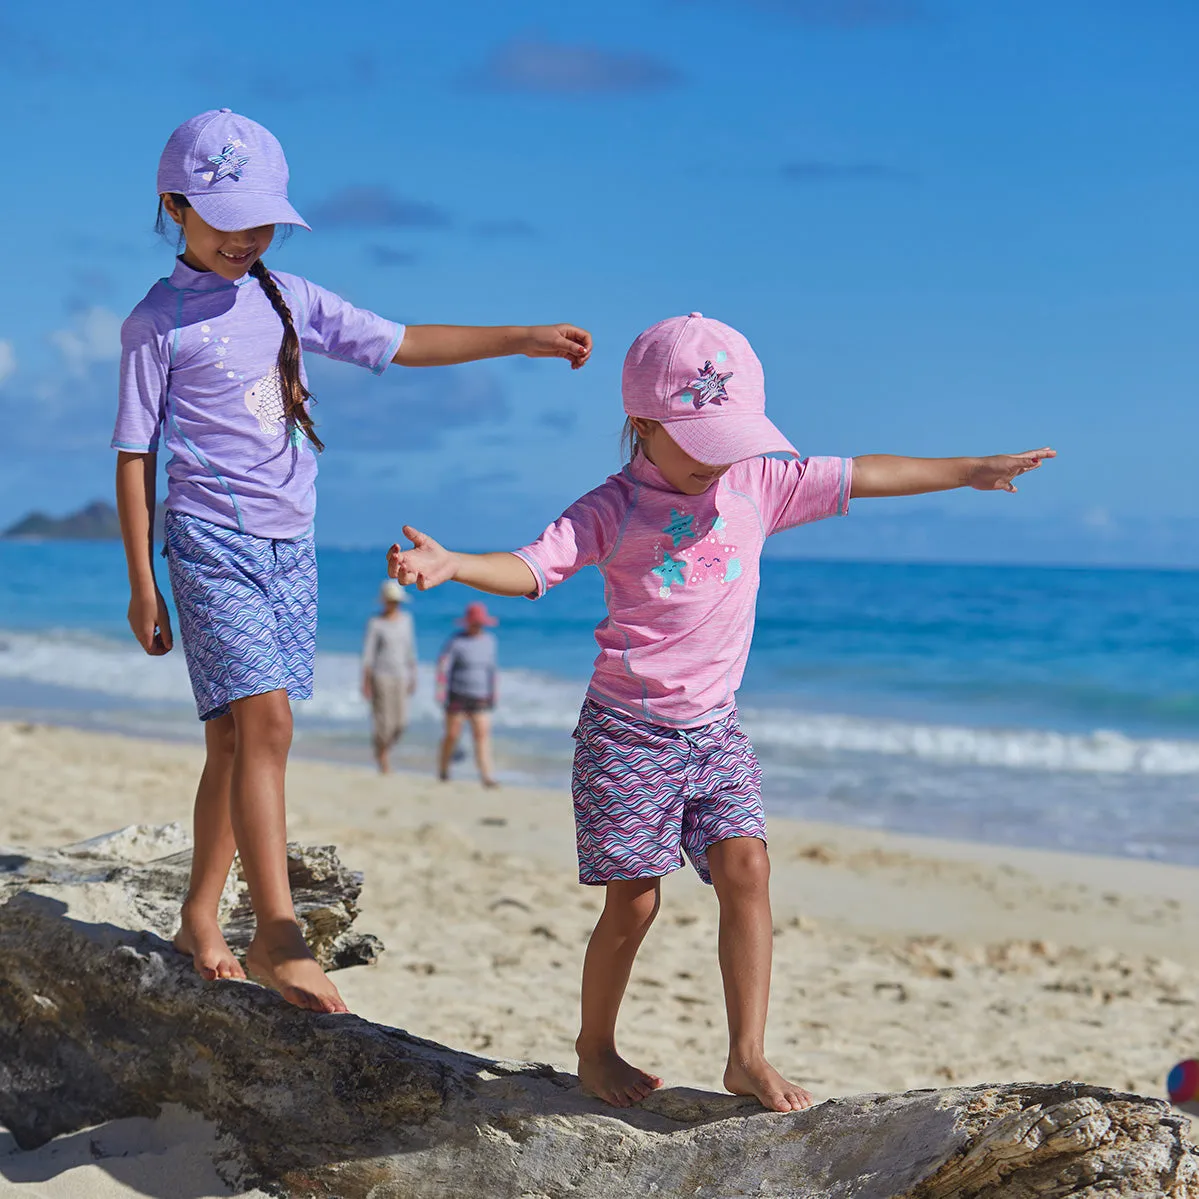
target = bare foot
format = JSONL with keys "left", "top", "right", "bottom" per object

{"left": 577, "top": 1045, "right": 663, "bottom": 1108}
{"left": 724, "top": 1054, "right": 813, "bottom": 1113}
{"left": 173, "top": 903, "right": 246, "bottom": 982}
{"left": 245, "top": 920, "right": 349, "bottom": 1014}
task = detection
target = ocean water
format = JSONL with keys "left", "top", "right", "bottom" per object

{"left": 1, "top": 541, "right": 1197, "bottom": 864}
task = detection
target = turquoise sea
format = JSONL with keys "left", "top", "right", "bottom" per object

{"left": 1, "top": 541, "right": 1197, "bottom": 864}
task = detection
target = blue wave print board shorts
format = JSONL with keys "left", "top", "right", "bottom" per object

{"left": 571, "top": 698, "right": 767, "bottom": 885}
{"left": 165, "top": 511, "right": 317, "bottom": 721}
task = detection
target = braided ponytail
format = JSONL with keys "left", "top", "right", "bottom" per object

{"left": 250, "top": 258, "right": 324, "bottom": 452}
{"left": 155, "top": 195, "right": 323, "bottom": 452}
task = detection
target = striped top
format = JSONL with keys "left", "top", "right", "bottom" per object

{"left": 514, "top": 453, "right": 851, "bottom": 728}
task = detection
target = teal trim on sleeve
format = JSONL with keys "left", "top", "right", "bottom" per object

{"left": 510, "top": 549, "right": 547, "bottom": 597}
{"left": 838, "top": 457, "right": 850, "bottom": 514}
{"left": 375, "top": 323, "right": 405, "bottom": 374}
{"left": 112, "top": 440, "right": 155, "bottom": 452}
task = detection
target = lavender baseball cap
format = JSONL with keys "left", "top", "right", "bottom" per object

{"left": 622, "top": 313, "right": 798, "bottom": 466}
{"left": 157, "top": 109, "right": 310, "bottom": 233}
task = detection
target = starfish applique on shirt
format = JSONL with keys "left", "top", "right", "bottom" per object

{"left": 662, "top": 509, "right": 695, "bottom": 548}
{"left": 652, "top": 553, "right": 688, "bottom": 594}
{"left": 684, "top": 360, "right": 734, "bottom": 409}
{"left": 208, "top": 140, "right": 250, "bottom": 182}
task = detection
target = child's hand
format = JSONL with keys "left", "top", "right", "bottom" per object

{"left": 128, "top": 588, "right": 173, "bottom": 656}
{"left": 967, "top": 447, "right": 1056, "bottom": 492}
{"left": 388, "top": 526, "right": 457, "bottom": 590}
{"left": 524, "top": 324, "right": 592, "bottom": 370}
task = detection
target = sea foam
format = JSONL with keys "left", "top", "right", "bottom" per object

{"left": 2, "top": 629, "right": 1196, "bottom": 778}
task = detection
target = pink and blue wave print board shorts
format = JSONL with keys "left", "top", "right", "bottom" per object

{"left": 571, "top": 698, "right": 766, "bottom": 885}
{"left": 164, "top": 511, "right": 317, "bottom": 721}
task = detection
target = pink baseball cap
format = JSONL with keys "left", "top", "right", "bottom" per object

{"left": 622, "top": 313, "right": 798, "bottom": 466}
{"left": 157, "top": 109, "right": 310, "bottom": 233}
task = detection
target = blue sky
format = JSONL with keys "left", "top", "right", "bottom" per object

{"left": 1, "top": 0, "right": 1196, "bottom": 564}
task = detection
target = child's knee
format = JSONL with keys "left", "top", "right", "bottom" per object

{"left": 710, "top": 837, "right": 770, "bottom": 895}
{"left": 232, "top": 691, "right": 293, "bottom": 755}
{"left": 604, "top": 881, "right": 660, "bottom": 934}
{"left": 205, "top": 714, "right": 237, "bottom": 761}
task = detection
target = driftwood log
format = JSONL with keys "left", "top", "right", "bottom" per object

{"left": 1, "top": 827, "right": 1195, "bottom": 1198}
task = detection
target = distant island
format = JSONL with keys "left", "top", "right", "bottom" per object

{"left": 2, "top": 500, "right": 166, "bottom": 541}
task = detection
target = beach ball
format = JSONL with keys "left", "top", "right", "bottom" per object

{"left": 1167, "top": 1059, "right": 1199, "bottom": 1106}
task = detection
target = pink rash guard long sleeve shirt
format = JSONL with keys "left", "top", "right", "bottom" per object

{"left": 513, "top": 453, "right": 852, "bottom": 729}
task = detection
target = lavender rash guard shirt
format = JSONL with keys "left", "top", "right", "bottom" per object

{"left": 112, "top": 258, "right": 404, "bottom": 540}
{"left": 513, "top": 453, "right": 852, "bottom": 729}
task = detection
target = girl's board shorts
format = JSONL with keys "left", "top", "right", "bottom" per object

{"left": 571, "top": 698, "right": 766, "bottom": 886}
{"left": 164, "top": 511, "right": 317, "bottom": 722}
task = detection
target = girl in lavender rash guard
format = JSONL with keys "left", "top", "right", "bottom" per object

{"left": 389, "top": 312, "right": 1054, "bottom": 1112}
{"left": 113, "top": 109, "right": 592, "bottom": 1015}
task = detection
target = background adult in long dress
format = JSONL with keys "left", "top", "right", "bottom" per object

{"left": 437, "top": 601, "right": 499, "bottom": 788}
{"left": 361, "top": 580, "right": 417, "bottom": 774}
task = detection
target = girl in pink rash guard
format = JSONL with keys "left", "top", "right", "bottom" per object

{"left": 113, "top": 108, "right": 593, "bottom": 1016}
{"left": 388, "top": 312, "right": 1054, "bottom": 1112}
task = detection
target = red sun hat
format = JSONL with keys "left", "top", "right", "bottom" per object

{"left": 461, "top": 601, "right": 498, "bottom": 627}
{"left": 621, "top": 313, "right": 798, "bottom": 467}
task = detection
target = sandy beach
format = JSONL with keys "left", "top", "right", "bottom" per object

{"left": 2, "top": 718, "right": 1198, "bottom": 1196}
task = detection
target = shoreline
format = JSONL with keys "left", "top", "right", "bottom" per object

{"left": 7, "top": 692, "right": 1199, "bottom": 871}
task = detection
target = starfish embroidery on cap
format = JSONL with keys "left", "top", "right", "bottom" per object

{"left": 685, "top": 360, "right": 734, "bottom": 409}
{"left": 662, "top": 509, "right": 695, "bottom": 548}
{"left": 208, "top": 140, "right": 250, "bottom": 182}
{"left": 652, "top": 553, "right": 688, "bottom": 595}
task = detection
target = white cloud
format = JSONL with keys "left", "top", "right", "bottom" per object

{"left": 0, "top": 340, "right": 14, "bottom": 386}
{"left": 470, "top": 39, "right": 680, "bottom": 93}
{"left": 48, "top": 306, "right": 122, "bottom": 375}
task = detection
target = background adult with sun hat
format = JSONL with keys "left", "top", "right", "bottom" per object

{"left": 436, "top": 600, "right": 502, "bottom": 788}
{"left": 362, "top": 579, "right": 419, "bottom": 775}
{"left": 112, "top": 107, "right": 592, "bottom": 1016}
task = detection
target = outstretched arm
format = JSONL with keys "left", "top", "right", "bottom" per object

{"left": 394, "top": 325, "right": 592, "bottom": 370}
{"left": 851, "top": 448, "right": 1055, "bottom": 498}
{"left": 388, "top": 526, "right": 536, "bottom": 597}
